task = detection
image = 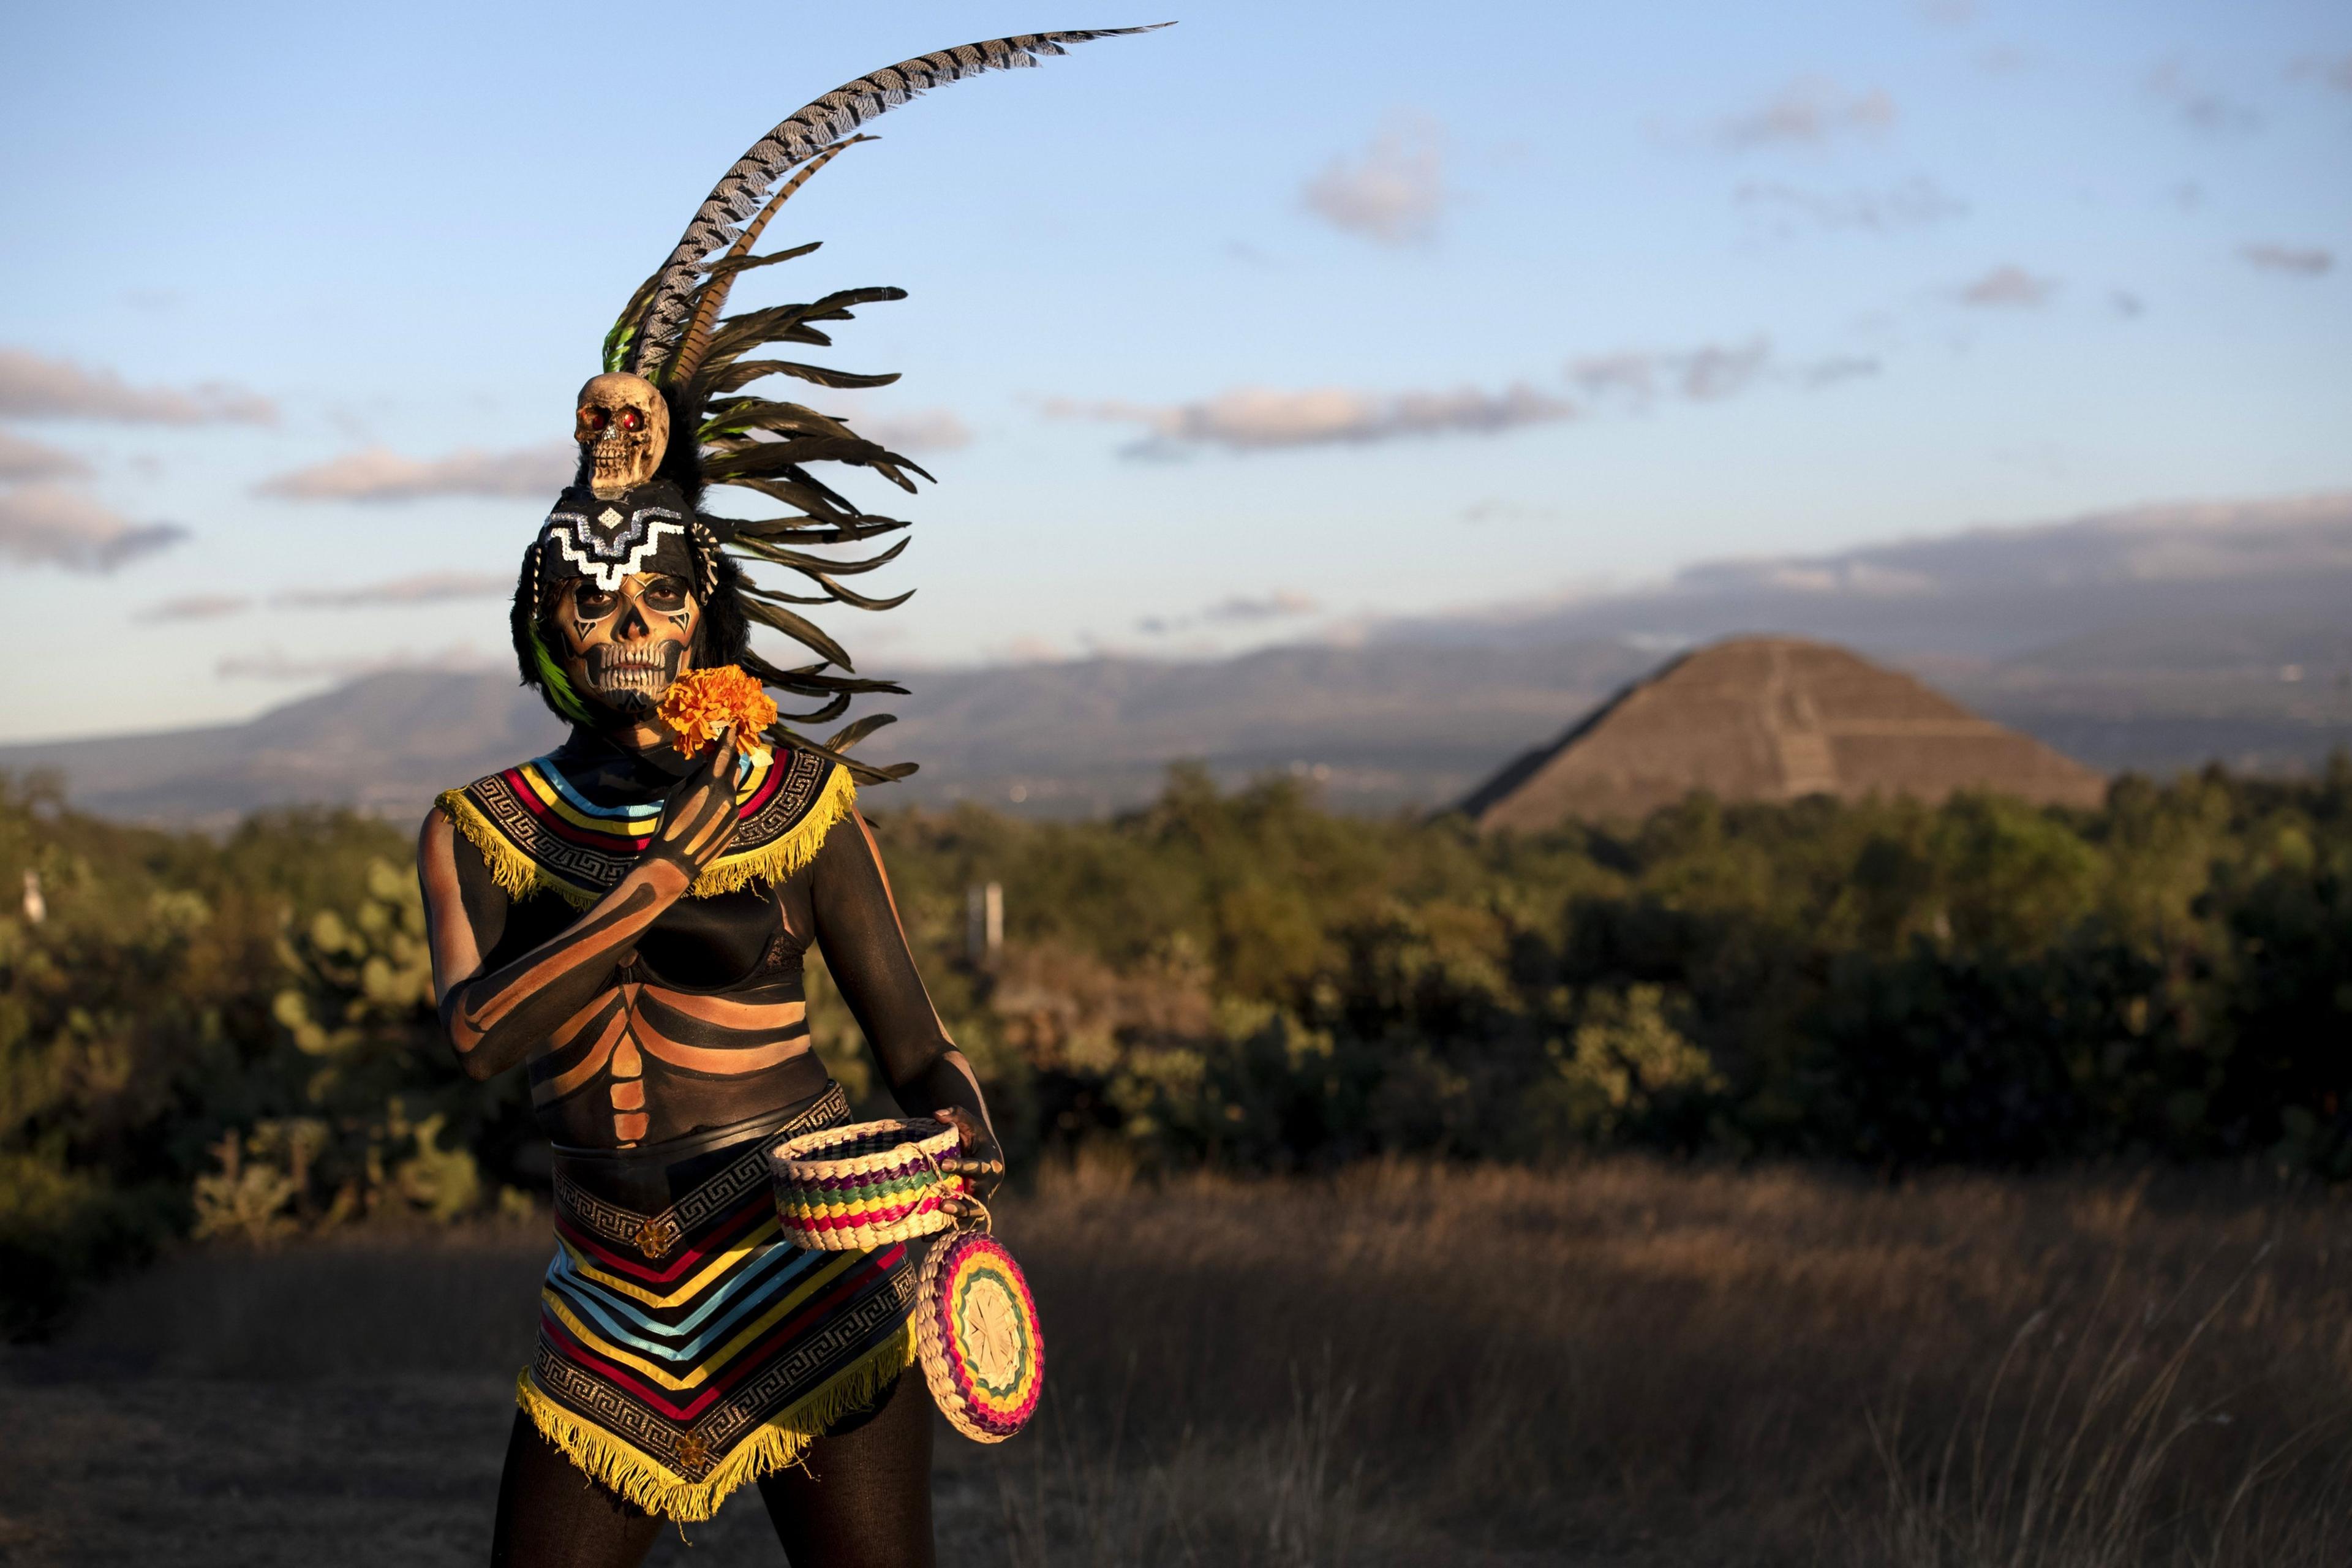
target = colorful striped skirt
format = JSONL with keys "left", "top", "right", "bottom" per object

{"left": 516, "top": 1084, "right": 918, "bottom": 1521}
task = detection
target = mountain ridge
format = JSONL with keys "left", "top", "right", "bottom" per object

{"left": 10, "top": 492, "right": 2350, "bottom": 824}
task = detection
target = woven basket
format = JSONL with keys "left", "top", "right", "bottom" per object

{"left": 769, "top": 1117, "right": 967, "bottom": 1250}
{"left": 917, "top": 1229, "right": 1043, "bottom": 1443}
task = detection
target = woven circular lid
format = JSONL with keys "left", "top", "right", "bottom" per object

{"left": 916, "top": 1231, "right": 1043, "bottom": 1442}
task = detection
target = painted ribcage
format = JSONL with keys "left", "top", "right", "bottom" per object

{"left": 530, "top": 983, "right": 815, "bottom": 1148}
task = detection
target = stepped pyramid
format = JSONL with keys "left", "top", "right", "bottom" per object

{"left": 1460, "top": 636, "right": 2106, "bottom": 829}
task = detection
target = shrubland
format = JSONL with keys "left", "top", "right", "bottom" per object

{"left": 3, "top": 756, "right": 2348, "bottom": 1335}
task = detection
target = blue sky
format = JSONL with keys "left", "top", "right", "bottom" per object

{"left": 3, "top": 0, "right": 2346, "bottom": 741}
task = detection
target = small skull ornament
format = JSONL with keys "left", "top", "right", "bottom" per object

{"left": 575, "top": 373, "right": 669, "bottom": 499}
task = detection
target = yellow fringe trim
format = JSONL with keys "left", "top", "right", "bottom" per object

{"left": 688, "top": 761, "right": 855, "bottom": 899}
{"left": 434, "top": 761, "right": 855, "bottom": 908}
{"left": 514, "top": 1321, "right": 914, "bottom": 1523}
{"left": 436, "top": 788, "right": 584, "bottom": 903}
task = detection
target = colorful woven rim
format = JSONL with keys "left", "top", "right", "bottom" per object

{"left": 769, "top": 1117, "right": 966, "bottom": 1250}
{"left": 916, "top": 1232, "right": 1042, "bottom": 1444}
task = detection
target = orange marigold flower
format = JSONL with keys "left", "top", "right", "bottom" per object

{"left": 657, "top": 666, "right": 778, "bottom": 761}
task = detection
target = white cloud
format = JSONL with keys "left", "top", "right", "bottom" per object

{"left": 1569, "top": 339, "right": 1773, "bottom": 403}
{"left": 1757, "top": 562, "right": 1935, "bottom": 596}
{"left": 855, "top": 409, "right": 973, "bottom": 453}
{"left": 991, "top": 636, "right": 1065, "bottom": 665}
{"left": 0, "top": 430, "right": 90, "bottom": 481}
{"left": 145, "top": 594, "right": 253, "bottom": 622}
{"left": 1205, "top": 591, "right": 1319, "bottom": 624}
{"left": 1956, "top": 265, "right": 2057, "bottom": 307}
{"left": 215, "top": 645, "right": 494, "bottom": 682}
{"left": 1138, "top": 589, "right": 1321, "bottom": 636}
{"left": 1719, "top": 78, "right": 1896, "bottom": 149}
{"left": 1458, "top": 498, "right": 1570, "bottom": 526}
{"left": 1680, "top": 492, "right": 2352, "bottom": 598}
{"left": 1300, "top": 115, "right": 1452, "bottom": 246}
{"left": 274, "top": 571, "right": 513, "bottom": 609}
{"left": 0, "top": 485, "right": 187, "bottom": 571}
{"left": 2288, "top": 53, "right": 2352, "bottom": 95}
{"left": 138, "top": 575, "right": 510, "bottom": 621}
{"left": 1801, "top": 355, "right": 1881, "bottom": 388}
{"left": 255, "top": 444, "right": 575, "bottom": 502}
{"left": 1680, "top": 341, "right": 1773, "bottom": 401}
{"left": 0, "top": 347, "right": 274, "bottom": 424}
{"left": 1735, "top": 177, "right": 1965, "bottom": 235}
{"left": 2239, "top": 243, "right": 2334, "bottom": 277}
{"left": 1047, "top": 382, "right": 1575, "bottom": 456}
{"left": 2144, "top": 60, "right": 2262, "bottom": 135}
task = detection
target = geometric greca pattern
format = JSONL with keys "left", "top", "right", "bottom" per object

{"left": 552, "top": 1087, "right": 853, "bottom": 1262}
{"left": 457, "top": 742, "right": 837, "bottom": 905}
{"left": 526, "top": 1090, "right": 917, "bottom": 1503}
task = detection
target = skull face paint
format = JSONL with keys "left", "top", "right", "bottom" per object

{"left": 575, "top": 373, "right": 669, "bottom": 499}
{"left": 554, "top": 570, "right": 699, "bottom": 718}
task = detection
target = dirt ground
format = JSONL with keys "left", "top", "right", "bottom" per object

{"left": 0, "top": 1238, "right": 1012, "bottom": 1568}
{"left": 4, "top": 1158, "right": 2349, "bottom": 1567}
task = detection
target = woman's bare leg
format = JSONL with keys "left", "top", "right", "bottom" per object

{"left": 756, "top": 1370, "right": 937, "bottom": 1568}
{"left": 489, "top": 1412, "right": 663, "bottom": 1568}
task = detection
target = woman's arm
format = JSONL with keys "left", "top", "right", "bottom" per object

{"left": 810, "top": 807, "right": 1005, "bottom": 1207}
{"left": 417, "top": 736, "right": 744, "bottom": 1082}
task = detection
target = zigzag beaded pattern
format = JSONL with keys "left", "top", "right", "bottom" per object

{"left": 544, "top": 500, "right": 690, "bottom": 593}
{"left": 555, "top": 1084, "right": 850, "bottom": 1259}
{"left": 530, "top": 1262, "right": 916, "bottom": 1476}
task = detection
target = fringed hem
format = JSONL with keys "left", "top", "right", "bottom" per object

{"left": 436, "top": 790, "right": 594, "bottom": 905}
{"left": 688, "top": 761, "right": 855, "bottom": 899}
{"left": 514, "top": 1321, "right": 915, "bottom": 1523}
{"left": 433, "top": 760, "right": 854, "bottom": 908}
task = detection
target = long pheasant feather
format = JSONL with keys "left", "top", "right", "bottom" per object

{"left": 659, "top": 138, "right": 870, "bottom": 390}
{"left": 625, "top": 24, "right": 1170, "bottom": 377}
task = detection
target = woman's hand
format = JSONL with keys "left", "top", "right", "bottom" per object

{"left": 934, "top": 1105, "right": 1005, "bottom": 1219}
{"left": 643, "top": 729, "right": 742, "bottom": 884}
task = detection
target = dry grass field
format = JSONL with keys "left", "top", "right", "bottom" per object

{"left": 3, "top": 1156, "right": 2348, "bottom": 1567}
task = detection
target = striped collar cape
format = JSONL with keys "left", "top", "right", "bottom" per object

{"left": 437, "top": 737, "right": 853, "bottom": 905}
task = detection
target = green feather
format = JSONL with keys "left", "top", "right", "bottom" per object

{"left": 530, "top": 624, "right": 594, "bottom": 724}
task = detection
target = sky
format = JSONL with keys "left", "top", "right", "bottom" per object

{"left": 2, "top": 0, "right": 2346, "bottom": 742}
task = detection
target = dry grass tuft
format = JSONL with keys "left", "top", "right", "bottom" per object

{"left": 2, "top": 1158, "right": 2346, "bottom": 1566}
{"left": 984, "top": 1156, "right": 2352, "bottom": 1566}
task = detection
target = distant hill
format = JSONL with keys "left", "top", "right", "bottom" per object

{"left": 885, "top": 637, "right": 1656, "bottom": 815}
{"left": 7, "top": 492, "right": 2348, "bottom": 824}
{"left": 0, "top": 639, "right": 1659, "bottom": 826}
{"left": 0, "top": 672, "right": 568, "bottom": 831}
{"left": 6, "top": 627, "right": 2343, "bottom": 829}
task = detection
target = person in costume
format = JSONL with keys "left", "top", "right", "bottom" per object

{"left": 414, "top": 27, "right": 1161, "bottom": 1565}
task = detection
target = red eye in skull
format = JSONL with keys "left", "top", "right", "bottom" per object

{"left": 579, "top": 407, "right": 609, "bottom": 432}
{"left": 617, "top": 407, "right": 644, "bottom": 432}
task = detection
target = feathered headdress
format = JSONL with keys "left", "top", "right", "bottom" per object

{"left": 515, "top": 25, "right": 1169, "bottom": 783}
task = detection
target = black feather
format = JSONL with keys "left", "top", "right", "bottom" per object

{"left": 739, "top": 597, "right": 856, "bottom": 669}
{"left": 704, "top": 360, "right": 901, "bottom": 394}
